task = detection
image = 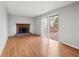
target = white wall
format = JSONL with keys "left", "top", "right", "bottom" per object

{"left": 36, "top": 2, "right": 79, "bottom": 49}
{"left": 59, "top": 2, "right": 79, "bottom": 49}
{"left": 8, "top": 15, "right": 35, "bottom": 36}
{"left": 0, "top": 2, "right": 8, "bottom": 55}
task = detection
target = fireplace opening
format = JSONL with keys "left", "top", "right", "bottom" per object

{"left": 16, "top": 24, "right": 30, "bottom": 34}
{"left": 19, "top": 28, "right": 29, "bottom": 34}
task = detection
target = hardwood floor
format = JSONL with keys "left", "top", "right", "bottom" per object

{"left": 1, "top": 35, "right": 42, "bottom": 57}
{"left": 1, "top": 34, "right": 79, "bottom": 57}
{"left": 48, "top": 39, "right": 79, "bottom": 57}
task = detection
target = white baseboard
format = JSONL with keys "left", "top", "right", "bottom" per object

{"left": 60, "top": 41, "right": 79, "bottom": 50}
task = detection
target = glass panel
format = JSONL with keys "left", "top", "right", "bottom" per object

{"left": 49, "top": 15, "right": 59, "bottom": 41}
{"left": 47, "top": 15, "right": 59, "bottom": 57}
{"left": 41, "top": 17, "right": 49, "bottom": 56}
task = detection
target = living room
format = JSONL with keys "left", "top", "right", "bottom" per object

{"left": 0, "top": 1, "right": 79, "bottom": 57}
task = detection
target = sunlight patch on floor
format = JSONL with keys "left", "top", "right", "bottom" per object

{"left": 48, "top": 39, "right": 59, "bottom": 57}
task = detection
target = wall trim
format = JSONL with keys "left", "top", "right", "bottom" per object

{"left": 60, "top": 41, "right": 79, "bottom": 50}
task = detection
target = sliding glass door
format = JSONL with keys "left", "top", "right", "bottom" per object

{"left": 41, "top": 15, "right": 59, "bottom": 56}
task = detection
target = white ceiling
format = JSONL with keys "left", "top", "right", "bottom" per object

{"left": 5, "top": 1, "right": 76, "bottom": 18}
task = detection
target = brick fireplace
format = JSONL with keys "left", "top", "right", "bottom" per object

{"left": 16, "top": 24, "right": 30, "bottom": 34}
